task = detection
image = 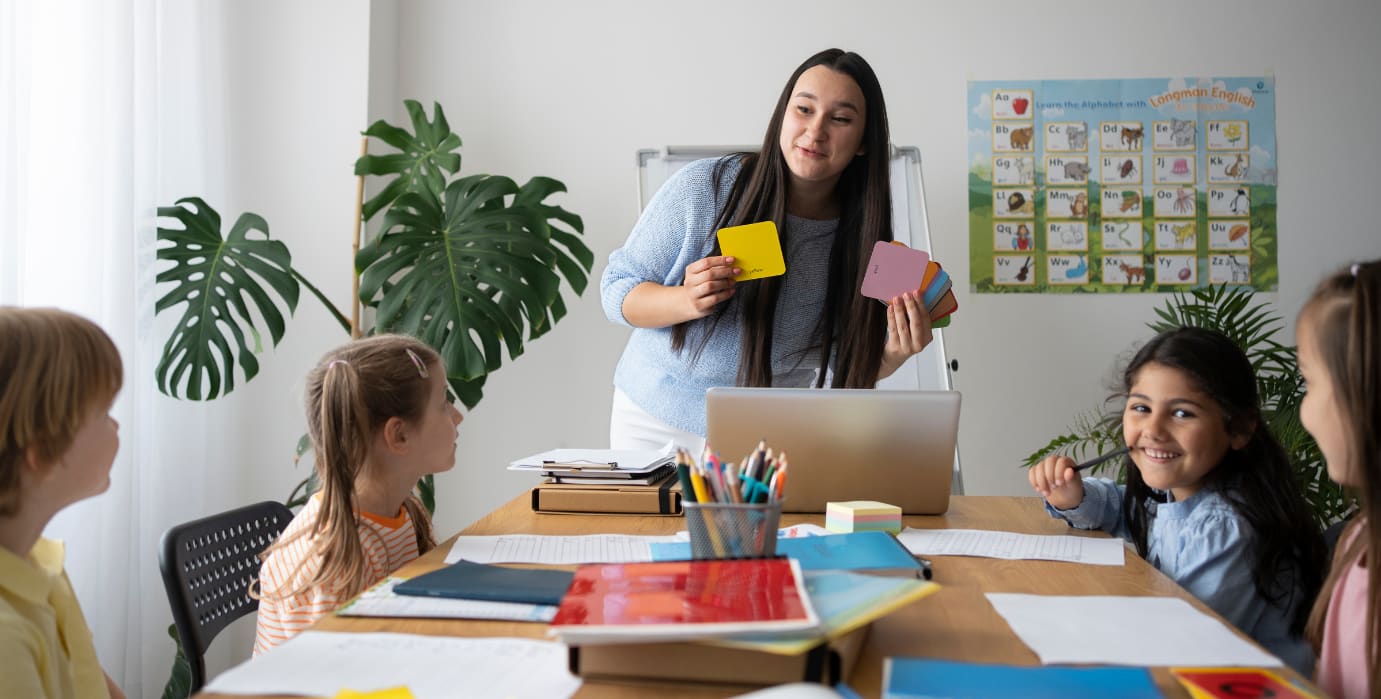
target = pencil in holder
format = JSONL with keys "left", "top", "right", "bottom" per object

{"left": 684, "top": 501, "right": 782, "bottom": 559}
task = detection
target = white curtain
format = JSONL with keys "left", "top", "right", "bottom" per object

{"left": 1, "top": 1, "right": 231, "bottom": 695}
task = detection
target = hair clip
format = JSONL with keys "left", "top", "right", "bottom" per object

{"left": 405, "top": 348, "right": 430, "bottom": 379}
{"left": 1352, "top": 263, "right": 1361, "bottom": 278}
{"left": 327, "top": 359, "right": 349, "bottom": 370}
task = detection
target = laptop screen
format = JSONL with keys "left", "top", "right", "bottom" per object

{"left": 705, "top": 388, "right": 961, "bottom": 514}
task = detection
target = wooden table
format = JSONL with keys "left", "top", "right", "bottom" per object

{"left": 201, "top": 495, "right": 1319, "bottom": 698}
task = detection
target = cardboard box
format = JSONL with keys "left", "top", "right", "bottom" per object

{"left": 531, "top": 473, "right": 683, "bottom": 515}
{"left": 567, "top": 624, "right": 869, "bottom": 686}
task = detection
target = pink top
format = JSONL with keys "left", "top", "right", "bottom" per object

{"left": 1318, "top": 529, "right": 1371, "bottom": 699}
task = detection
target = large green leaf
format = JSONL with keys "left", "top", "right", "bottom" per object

{"left": 356, "top": 173, "right": 592, "bottom": 409}
{"left": 160, "top": 624, "right": 192, "bottom": 699}
{"left": 355, "top": 100, "right": 463, "bottom": 221}
{"left": 155, "top": 198, "right": 300, "bottom": 400}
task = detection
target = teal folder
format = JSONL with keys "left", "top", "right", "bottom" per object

{"left": 393, "top": 560, "right": 574, "bottom": 606}
{"left": 651, "top": 531, "right": 927, "bottom": 577}
{"left": 883, "top": 658, "right": 1160, "bottom": 699}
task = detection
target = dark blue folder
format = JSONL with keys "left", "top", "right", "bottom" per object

{"left": 392, "top": 560, "right": 574, "bottom": 606}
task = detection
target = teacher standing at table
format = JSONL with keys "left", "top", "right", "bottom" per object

{"left": 600, "top": 48, "right": 933, "bottom": 451}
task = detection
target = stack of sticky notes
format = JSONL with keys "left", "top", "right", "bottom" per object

{"left": 859, "top": 240, "right": 958, "bottom": 328}
{"left": 826, "top": 500, "right": 903, "bottom": 534}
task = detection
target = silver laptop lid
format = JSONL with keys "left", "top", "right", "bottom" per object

{"left": 705, "top": 388, "right": 961, "bottom": 514}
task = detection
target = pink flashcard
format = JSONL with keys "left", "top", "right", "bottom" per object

{"left": 861, "top": 241, "right": 930, "bottom": 302}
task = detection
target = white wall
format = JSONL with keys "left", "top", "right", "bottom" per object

{"left": 369, "top": 0, "right": 1381, "bottom": 536}
{"left": 186, "top": 0, "right": 373, "bottom": 681}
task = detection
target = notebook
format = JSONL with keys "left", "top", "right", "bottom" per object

{"left": 548, "top": 558, "right": 818, "bottom": 645}
{"left": 393, "top": 560, "right": 575, "bottom": 606}
{"left": 705, "top": 388, "right": 961, "bottom": 514}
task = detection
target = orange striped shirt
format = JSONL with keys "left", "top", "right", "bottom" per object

{"left": 253, "top": 495, "right": 420, "bottom": 654}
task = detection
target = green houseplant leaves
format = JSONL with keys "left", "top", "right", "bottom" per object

{"left": 1023, "top": 284, "right": 1354, "bottom": 528}
{"left": 154, "top": 199, "right": 299, "bottom": 401}
{"left": 355, "top": 100, "right": 463, "bottom": 221}
{"left": 357, "top": 173, "right": 591, "bottom": 408}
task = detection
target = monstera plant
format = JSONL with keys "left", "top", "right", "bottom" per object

{"left": 153, "top": 101, "right": 593, "bottom": 698}
{"left": 1023, "top": 284, "right": 1353, "bottom": 529}
{"left": 156, "top": 100, "right": 592, "bottom": 409}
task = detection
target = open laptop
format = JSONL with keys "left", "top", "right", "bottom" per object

{"left": 705, "top": 388, "right": 961, "bottom": 514}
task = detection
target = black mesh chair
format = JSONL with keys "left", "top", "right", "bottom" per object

{"left": 159, "top": 500, "right": 293, "bottom": 692}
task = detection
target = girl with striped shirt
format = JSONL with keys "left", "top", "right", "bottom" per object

{"left": 254, "top": 335, "right": 462, "bottom": 653}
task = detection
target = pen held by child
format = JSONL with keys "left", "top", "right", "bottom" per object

{"left": 1073, "top": 447, "right": 1130, "bottom": 472}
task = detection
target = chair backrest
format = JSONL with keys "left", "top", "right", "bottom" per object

{"left": 159, "top": 500, "right": 293, "bottom": 691}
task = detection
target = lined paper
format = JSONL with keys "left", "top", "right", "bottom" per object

{"left": 897, "top": 527, "right": 1126, "bottom": 566}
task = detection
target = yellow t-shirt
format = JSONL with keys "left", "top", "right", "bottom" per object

{"left": 0, "top": 538, "right": 111, "bottom": 699}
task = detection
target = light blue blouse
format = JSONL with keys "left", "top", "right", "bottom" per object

{"left": 1047, "top": 478, "right": 1314, "bottom": 675}
{"left": 600, "top": 158, "right": 838, "bottom": 436}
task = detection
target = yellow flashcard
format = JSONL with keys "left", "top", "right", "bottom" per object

{"left": 717, "top": 221, "right": 785, "bottom": 281}
{"left": 333, "top": 687, "right": 415, "bottom": 699}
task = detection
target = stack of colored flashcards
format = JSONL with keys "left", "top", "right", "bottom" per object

{"left": 825, "top": 500, "right": 903, "bottom": 534}
{"left": 859, "top": 241, "right": 959, "bottom": 328}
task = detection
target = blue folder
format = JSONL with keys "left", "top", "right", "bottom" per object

{"left": 651, "top": 530, "right": 928, "bottom": 577}
{"left": 392, "top": 560, "right": 574, "bottom": 606}
{"left": 884, "top": 658, "right": 1160, "bottom": 699}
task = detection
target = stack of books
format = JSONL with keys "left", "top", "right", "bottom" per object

{"left": 508, "top": 447, "right": 683, "bottom": 515}
{"left": 556, "top": 557, "right": 938, "bottom": 686}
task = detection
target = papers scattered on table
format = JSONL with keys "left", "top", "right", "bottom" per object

{"left": 897, "top": 527, "right": 1125, "bottom": 566}
{"left": 985, "top": 594, "right": 1281, "bottom": 667}
{"left": 204, "top": 631, "right": 580, "bottom": 699}
{"left": 336, "top": 577, "right": 556, "bottom": 622}
{"left": 444, "top": 533, "right": 679, "bottom": 565}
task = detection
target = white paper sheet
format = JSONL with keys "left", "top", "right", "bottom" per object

{"left": 204, "top": 631, "right": 581, "bottom": 698}
{"left": 444, "top": 533, "right": 680, "bottom": 564}
{"left": 986, "top": 594, "right": 1281, "bottom": 667}
{"left": 508, "top": 441, "right": 676, "bottom": 473}
{"left": 897, "top": 527, "right": 1125, "bottom": 566}
{"left": 336, "top": 577, "right": 557, "bottom": 622}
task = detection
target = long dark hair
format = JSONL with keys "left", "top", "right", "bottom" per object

{"left": 670, "top": 48, "right": 893, "bottom": 388}
{"left": 1120, "top": 327, "right": 1326, "bottom": 634}
{"left": 1303, "top": 259, "right": 1381, "bottom": 690}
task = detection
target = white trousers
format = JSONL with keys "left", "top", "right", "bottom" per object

{"left": 609, "top": 387, "right": 705, "bottom": 456}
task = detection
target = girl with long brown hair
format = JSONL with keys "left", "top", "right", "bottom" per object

{"left": 1300, "top": 259, "right": 1381, "bottom": 698}
{"left": 253, "top": 335, "right": 462, "bottom": 653}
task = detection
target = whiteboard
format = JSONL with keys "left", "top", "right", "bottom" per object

{"left": 636, "top": 145, "right": 963, "bottom": 491}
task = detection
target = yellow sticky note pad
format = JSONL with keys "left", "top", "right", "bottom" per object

{"left": 334, "top": 688, "right": 415, "bottom": 699}
{"left": 717, "top": 221, "right": 785, "bottom": 281}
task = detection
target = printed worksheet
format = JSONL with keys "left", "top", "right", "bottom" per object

{"left": 204, "top": 632, "right": 581, "bottom": 699}
{"left": 986, "top": 594, "right": 1280, "bottom": 666}
{"left": 444, "top": 533, "right": 680, "bottom": 564}
{"left": 896, "top": 528, "right": 1125, "bottom": 566}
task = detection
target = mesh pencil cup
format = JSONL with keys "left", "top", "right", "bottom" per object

{"left": 684, "top": 501, "right": 782, "bottom": 559}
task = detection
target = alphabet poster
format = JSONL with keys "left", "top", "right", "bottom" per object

{"left": 967, "top": 77, "right": 1277, "bottom": 293}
